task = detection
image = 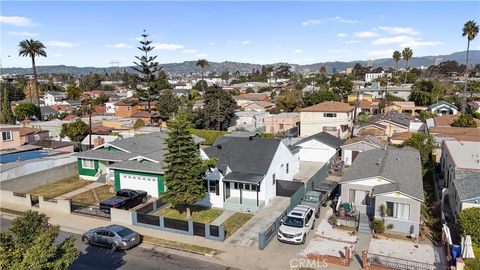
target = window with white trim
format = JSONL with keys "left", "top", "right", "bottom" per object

{"left": 386, "top": 201, "right": 410, "bottom": 220}
{"left": 81, "top": 159, "right": 95, "bottom": 169}
{"left": 2, "top": 131, "right": 12, "bottom": 141}
{"left": 323, "top": 113, "right": 337, "bottom": 118}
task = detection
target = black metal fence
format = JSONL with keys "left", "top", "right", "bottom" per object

{"left": 164, "top": 217, "right": 189, "bottom": 231}
{"left": 366, "top": 252, "right": 449, "bottom": 270}
{"left": 71, "top": 202, "right": 110, "bottom": 219}
{"left": 193, "top": 222, "right": 206, "bottom": 237}
{"left": 258, "top": 209, "right": 287, "bottom": 250}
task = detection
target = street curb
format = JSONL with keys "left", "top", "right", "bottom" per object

{"left": 140, "top": 241, "right": 217, "bottom": 257}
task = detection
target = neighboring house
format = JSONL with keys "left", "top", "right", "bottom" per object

{"left": 81, "top": 135, "right": 119, "bottom": 149}
{"left": 235, "top": 93, "right": 270, "bottom": 108}
{"left": 390, "top": 132, "right": 413, "bottom": 145}
{"left": 358, "top": 112, "right": 410, "bottom": 139}
{"left": 427, "top": 101, "right": 458, "bottom": 116}
{"left": 230, "top": 82, "right": 270, "bottom": 92}
{"left": 265, "top": 112, "right": 300, "bottom": 135}
{"left": 300, "top": 101, "right": 354, "bottom": 139}
{"left": 43, "top": 91, "right": 66, "bottom": 106}
{"left": 40, "top": 106, "right": 59, "bottom": 120}
{"left": 243, "top": 101, "right": 274, "bottom": 112}
{"left": 63, "top": 99, "right": 82, "bottom": 109}
{"left": 30, "top": 139, "right": 74, "bottom": 152}
{"left": 105, "top": 102, "right": 116, "bottom": 114}
{"left": 114, "top": 100, "right": 139, "bottom": 117}
{"left": 19, "top": 127, "right": 49, "bottom": 145}
{"left": 364, "top": 72, "right": 391, "bottom": 83}
{"left": 0, "top": 125, "right": 22, "bottom": 151}
{"left": 172, "top": 88, "right": 191, "bottom": 97}
{"left": 383, "top": 102, "right": 426, "bottom": 116}
{"left": 26, "top": 119, "right": 73, "bottom": 141}
{"left": 201, "top": 136, "right": 299, "bottom": 211}
{"left": 50, "top": 105, "right": 75, "bottom": 114}
{"left": 131, "top": 111, "right": 163, "bottom": 126}
{"left": 229, "top": 111, "right": 268, "bottom": 132}
{"left": 75, "top": 132, "right": 204, "bottom": 198}
{"left": 440, "top": 141, "right": 480, "bottom": 218}
{"left": 340, "top": 147, "right": 424, "bottom": 235}
{"left": 84, "top": 90, "right": 104, "bottom": 99}
{"left": 347, "top": 93, "right": 373, "bottom": 103}
{"left": 290, "top": 132, "right": 343, "bottom": 163}
{"left": 340, "top": 135, "right": 387, "bottom": 166}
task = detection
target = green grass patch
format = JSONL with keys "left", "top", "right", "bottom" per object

{"left": 222, "top": 212, "right": 254, "bottom": 238}
{"left": 152, "top": 205, "right": 224, "bottom": 224}
{"left": 143, "top": 236, "right": 221, "bottom": 255}
{"left": 27, "top": 177, "right": 91, "bottom": 199}
{"left": 71, "top": 185, "right": 115, "bottom": 204}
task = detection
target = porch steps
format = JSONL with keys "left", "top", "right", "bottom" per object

{"left": 357, "top": 213, "right": 371, "bottom": 234}
{"left": 96, "top": 174, "right": 107, "bottom": 184}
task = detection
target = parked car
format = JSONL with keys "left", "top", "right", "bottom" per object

{"left": 300, "top": 190, "right": 323, "bottom": 218}
{"left": 313, "top": 180, "right": 339, "bottom": 206}
{"left": 99, "top": 189, "right": 149, "bottom": 213}
{"left": 82, "top": 225, "right": 141, "bottom": 251}
{"left": 277, "top": 205, "right": 315, "bottom": 245}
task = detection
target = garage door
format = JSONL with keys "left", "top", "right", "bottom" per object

{"left": 119, "top": 173, "right": 158, "bottom": 197}
{"left": 299, "top": 148, "right": 331, "bottom": 162}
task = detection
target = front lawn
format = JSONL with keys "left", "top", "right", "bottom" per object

{"left": 153, "top": 205, "right": 224, "bottom": 224}
{"left": 222, "top": 212, "right": 254, "bottom": 238}
{"left": 27, "top": 177, "right": 91, "bottom": 199}
{"left": 71, "top": 185, "right": 114, "bottom": 205}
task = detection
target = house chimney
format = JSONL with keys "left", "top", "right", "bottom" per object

{"left": 93, "top": 136, "right": 104, "bottom": 147}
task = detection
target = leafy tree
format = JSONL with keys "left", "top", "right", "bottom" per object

{"left": 409, "top": 80, "right": 446, "bottom": 106}
{"left": 403, "top": 132, "right": 434, "bottom": 165}
{"left": 196, "top": 59, "right": 209, "bottom": 92}
{"left": 357, "top": 112, "right": 369, "bottom": 126}
{"left": 385, "top": 93, "right": 405, "bottom": 102}
{"left": 66, "top": 84, "right": 83, "bottom": 100}
{"left": 93, "top": 93, "right": 109, "bottom": 105}
{"left": 132, "top": 30, "right": 161, "bottom": 112}
{"left": 0, "top": 210, "right": 79, "bottom": 269}
{"left": 192, "top": 80, "right": 208, "bottom": 91}
{"left": 461, "top": 20, "right": 479, "bottom": 113}
{"left": 203, "top": 85, "right": 237, "bottom": 130}
{"left": 162, "top": 109, "right": 212, "bottom": 218}
{"left": 191, "top": 108, "right": 207, "bottom": 129}
{"left": 156, "top": 89, "right": 180, "bottom": 117}
{"left": 275, "top": 90, "right": 303, "bottom": 112}
{"left": 458, "top": 207, "right": 480, "bottom": 245}
{"left": 402, "top": 47, "right": 413, "bottom": 84}
{"left": 60, "top": 119, "right": 89, "bottom": 143}
{"left": 7, "top": 79, "right": 26, "bottom": 101}
{"left": 303, "top": 90, "right": 339, "bottom": 106}
{"left": 418, "top": 111, "right": 436, "bottom": 122}
{"left": 275, "top": 65, "right": 292, "bottom": 79}
{"left": 0, "top": 83, "right": 16, "bottom": 124}
{"left": 451, "top": 114, "right": 478, "bottom": 128}
{"left": 134, "top": 119, "right": 145, "bottom": 129}
{"left": 18, "top": 39, "right": 47, "bottom": 111}
{"left": 392, "top": 50, "right": 401, "bottom": 76}
{"left": 330, "top": 75, "right": 353, "bottom": 100}
{"left": 14, "top": 102, "right": 40, "bottom": 121}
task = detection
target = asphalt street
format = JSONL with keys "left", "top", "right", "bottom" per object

{"left": 0, "top": 218, "right": 233, "bottom": 270}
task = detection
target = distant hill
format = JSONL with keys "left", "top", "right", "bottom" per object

{"left": 2, "top": 50, "right": 479, "bottom": 76}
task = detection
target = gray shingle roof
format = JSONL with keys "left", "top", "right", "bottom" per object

{"left": 341, "top": 146, "right": 424, "bottom": 201}
{"left": 367, "top": 112, "right": 410, "bottom": 128}
{"left": 454, "top": 169, "right": 480, "bottom": 201}
{"left": 203, "top": 137, "right": 281, "bottom": 176}
{"left": 75, "top": 149, "right": 135, "bottom": 161}
{"left": 109, "top": 160, "right": 164, "bottom": 174}
{"left": 294, "top": 132, "right": 344, "bottom": 149}
{"left": 223, "top": 172, "right": 264, "bottom": 184}
{"left": 427, "top": 100, "right": 458, "bottom": 111}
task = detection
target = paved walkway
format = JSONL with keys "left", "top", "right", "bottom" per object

{"left": 55, "top": 182, "right": 105, "bottom": 200}
{"left": 211, "top": 210, "right": 235, "bottom": 226}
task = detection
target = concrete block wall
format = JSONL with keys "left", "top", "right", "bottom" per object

{"left": 0, "top": 190, "right": 32, "bottom": 207}
{"left": 306, "top": 247, "right": 351, "bottom": 267}
{"left": 111, "top": 208, "right": 134, "bottom": 225}
{"left": 38, "top": 197, "right": 71, "bottom": 214}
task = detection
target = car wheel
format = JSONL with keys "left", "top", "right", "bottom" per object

{"left": 82, "top": 236, "right": 90, "bottom": 245}
{"left": 142, "top": 197, "right": 147, "bottom": 203}
{"left": 110, "top": 243, "right": 119, "bottom": 252}
{"left": 301, "top": 234, "right": 306, "bottom": 244}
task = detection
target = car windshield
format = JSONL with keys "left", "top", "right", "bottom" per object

{"left": 283, "top": 216, "right": 303, "bottom": 228}
{"left": 117, "top": 228, "right": 134, "bottom": 238}
{"left": 303, "top": 195, "right": 319, "bottom": 203}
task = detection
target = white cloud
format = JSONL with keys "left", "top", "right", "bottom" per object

{"left": 302, "top": 19, "right": 321, "bottom": 26}
{"left": 294, "top": 49, "right": 303, "bottom": 54}
{"left": 355, "top": 31, "right": 380, "bottom": 38}
{"left": 197, "top": 54, "right": 208, "bottom": 57}
{"left": 400, "top": 40, "right": 445, "bottom": 48}
{"left": 208, "top": 41, "right": 216, "bottom": 45}
{"left": 328, "top": 49, "right": 350, "bottom": 53}
{"left": 240, "top": 40, "right": 251, "bottom": 45}
{"left": 337, "top": 33, "right": 347, "bottom": 38}
{"left": 367, "top": 49, "right": 394, "bottom": 58}
{"left": 376, "top": 26, "right": 419, "bottom": 36}
{"left": 182, "top": 49, "right": 198, "bottom": 54}
{"left": 105, "top": 43, "right": 132, "bottom": 49}
{"left": 345, "top": 40, "right": 360, "bottom": 44}
{"left": 372, "top": 35, "right": 414, "bottom": 45}
{"left": 45, "top": 40, "right": 77, "bottom": 48}
{"left": 152, "top": 43, "right": 184, "bottom": 50}
{"left": 334, "top": 16, "right": 358, "bottom": 24}
{"left": 0, "top": 16, "right": 34, "bottom": 26}
{"left": 8, "top": 31, "right": 39, "bottom": 37}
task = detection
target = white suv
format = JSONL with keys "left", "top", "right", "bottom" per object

{"left": 277, "top": 205, "right": 316, "bottom": 244}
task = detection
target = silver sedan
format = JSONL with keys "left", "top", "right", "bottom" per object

{"left": 82, "top": 225, "right": 141, "bottom": 251}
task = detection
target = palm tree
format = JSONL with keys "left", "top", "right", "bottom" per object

{"left": 392, "top": 50, "right": 401, "bottom": 76}
{"left": 401, "top": 47, "right": 413, "bottom": 85}
{"left": 461, "top": 20, "right": 479, "bottom": 113}
{"left": 196, "top": 59, "right": 209, "bottom": 92}
{"left": 18, "top": 39, "right": 47, "bottom": 111}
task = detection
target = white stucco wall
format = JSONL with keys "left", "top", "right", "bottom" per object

{"left": 300, "top": 111, "right": 353, "bottom": 139}
{"left": 297, "top": 139, "right": 337, "bottom": 163}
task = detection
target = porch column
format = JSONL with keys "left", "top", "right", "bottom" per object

{"left": 256, "top": 184, "right": 259, "bottom": 207}
{"left": 240, "top": 185, "right": 243, "bottom": 204}
{"left": 223, "top": 181, "right": 226, "bottom": 201}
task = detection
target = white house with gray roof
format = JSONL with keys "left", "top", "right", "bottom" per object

{"left": 75, "top": 132, "right": 204, "bottom": 198}
{"left": 340, "top": 147, "right": 424, "bottom": 235}
{"left": 440, "top": 141, "right": 480, "bottom": 219}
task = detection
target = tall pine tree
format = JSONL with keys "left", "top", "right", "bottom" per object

{"left": 132, "top": 30, "right": 161, "bottom": 112}
{"left": 0, "top": 83, "right": 16, "bottom": 124}
{"left": 162, "top": 109, "right": 211, "bottom": 218}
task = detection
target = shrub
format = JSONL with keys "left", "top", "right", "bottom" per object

{"left": 134, "top": 119, "right": 145, "bottom": 129}
{"left": 260, "top": 132, "right": 273, "bottom": 138}
{"left": 458, "top": 208, "right": 480, "bottom": 245}
{"left": 372, "top": 219, "right": 385, "bottom": 234}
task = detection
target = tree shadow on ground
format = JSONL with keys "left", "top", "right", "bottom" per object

{"left": 71, "top": 244, "right": 127, "bottom": 270}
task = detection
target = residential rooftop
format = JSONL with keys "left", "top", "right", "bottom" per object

{"left": 444, "top": 141, "right": 480, "bottom": 169}
{"left": 301, "top": 101, "right": 354, "bottom": 113}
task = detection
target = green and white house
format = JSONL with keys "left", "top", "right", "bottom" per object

{"left": 75, "top": 132, "right": 204, "bottom": 197}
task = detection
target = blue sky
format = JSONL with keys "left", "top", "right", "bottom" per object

{"left": 2, "top": 1, "right": 479, "bottom": 68}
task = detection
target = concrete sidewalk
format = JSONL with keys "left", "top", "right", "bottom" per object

{"left": 211, "top": 210, "right": 235, "bottom": 226}
{"left": 55, "top": 182, "right": 105, "bottom": 200}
